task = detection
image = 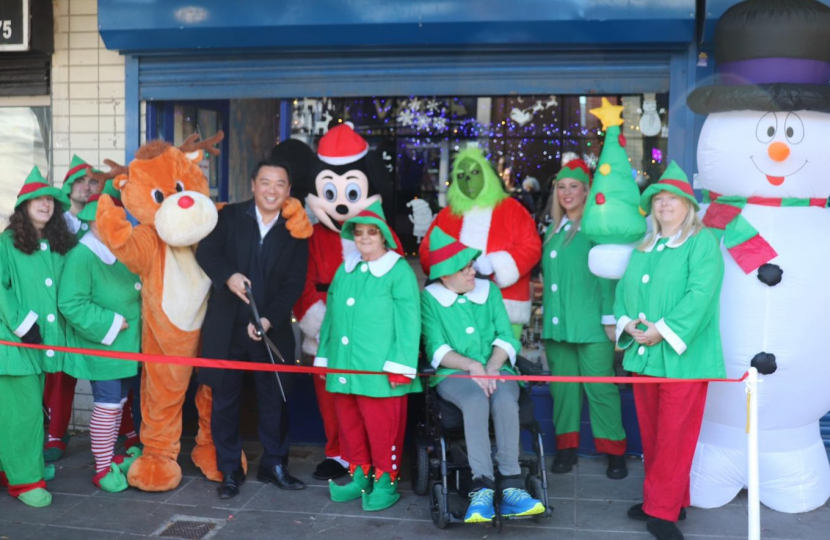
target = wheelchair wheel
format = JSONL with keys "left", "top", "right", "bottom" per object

{"left": 431, "top": 483, "right": 450, "bottom": 529}
{"left": 412, "top": 443, "right": 430, "bottom": 496}
{"left": 526, "top": 475, "right": 549, "bottom": 523}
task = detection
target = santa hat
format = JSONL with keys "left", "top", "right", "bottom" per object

{"left": 16, "top": 166, "right": 70, "bottom": 211}
{"left": 317, "top": 123, "right": 369, "bottom": 166}
{"left": 427, "top": 226, "right": 482, "bottom": 280}
{"left": 640, "top": 161, "right": 699, "bottom": 214}
{"left": 62, "top": 154, "right": 98, "bottom": 194}
{"left": 78, "top": 180, "right": 123, "bottom": 222}
{"left": 555, "top": 158, "right": 592, "bottom": 184}
{"left": 340, "top": 200, "right": 397, "bottom": 249}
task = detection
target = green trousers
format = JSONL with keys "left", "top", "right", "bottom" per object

{"left": 0, "top": 374, "right": 46, "bottom": 486}
{"left": 544, "top": 340, "right": 626, "bottom": 455}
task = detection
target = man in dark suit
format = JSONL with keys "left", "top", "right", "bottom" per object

{"left": 197, "top": 156, "right": 311, "bottom": 499}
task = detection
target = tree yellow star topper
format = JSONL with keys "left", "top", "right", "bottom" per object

{"left": 589, "top": 97, "right": 625, "bottom": 130}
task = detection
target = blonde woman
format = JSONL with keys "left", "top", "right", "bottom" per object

{"left": 541, "top": 159, "right": 627, "bottom": 478}
{"left": 614, "top": 161, "right": 725, "bottom": 540}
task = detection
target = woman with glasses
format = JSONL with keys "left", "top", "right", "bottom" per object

{"left": 314, "top": 201, "right": 421, "bottom": 512}
{"left": 615, "top": 162, "right": 724, "bottom": 540}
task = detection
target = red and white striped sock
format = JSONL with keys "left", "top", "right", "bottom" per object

{"left": 90, "top": 404, "right": 122, "bottom": 473}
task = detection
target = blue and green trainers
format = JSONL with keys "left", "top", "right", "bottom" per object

{"left": 500, "top": 488, "right": 545, "bottom": 517}
{"left": 464, "top": 488, "right": 495, "bottom": 523}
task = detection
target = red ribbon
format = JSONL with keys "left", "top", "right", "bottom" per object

{"left": 0, "top": 340, "right": 747, "bottom": 385}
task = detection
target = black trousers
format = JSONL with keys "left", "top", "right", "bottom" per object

{"left": 211, "top": 326, "right": 289, "bottom": 472}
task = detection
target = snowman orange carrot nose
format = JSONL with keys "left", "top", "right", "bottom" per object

{"left": 768, "top": 141, "right": 790, "bottom": 162}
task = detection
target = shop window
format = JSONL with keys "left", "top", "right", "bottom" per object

{"left": 0, "top": 106, "right": 50, "bottom": 227}
{"left": 290, "top": 94, "right": 669, "bottom": 255}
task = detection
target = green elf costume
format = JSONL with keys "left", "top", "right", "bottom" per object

{"left": 314, "top": 201, "right": 422, "bottom": 512}
{"left": 0, "top": 167, "right": 71, "bottom": 508}
{"left": 44, "top": 154, "right": 100, "bottom": 463}
{"left": 421, "top": 226, "right": 544, "bottom": 523}
{"left": 58, "top": 181, "right": 142, "bottom": 493}
{"left": 614, "top": 162, "right": 724, "bottom": 524}
{"left": 542, "top": 159, "right": 627, "bottom": 479}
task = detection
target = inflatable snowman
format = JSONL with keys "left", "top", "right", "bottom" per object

{"left": 688, "top": 0, "right": 830, "bottom": 513}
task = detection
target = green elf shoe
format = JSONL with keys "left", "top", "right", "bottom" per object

{"left": 43, "top": 434, "right": 70, "bottom": 463}
{"left": 113, "top": 445, "right": 142, "bottom": 475}
{"left": 329, "top": 464, "right": 372, "bottom": 502}
{"left": 92, "top": 463, "right": 129, "bottom": 493}
{"left": 361, "top": 472, "right": 400, "bottom": 512}
{"left": 18, "top": 488, "right": 52, "bottom": 508}
{"left": 44, "top": 464, "right": 56, "bottom": 482}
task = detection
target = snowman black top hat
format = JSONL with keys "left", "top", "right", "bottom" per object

{"left": 688, "top": 0, "right": 830, "bottom": 114}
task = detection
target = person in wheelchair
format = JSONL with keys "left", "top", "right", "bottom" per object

{"left": 421, "top": 226, "right": 545, "bottom": 523}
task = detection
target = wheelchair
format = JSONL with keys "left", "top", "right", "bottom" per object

{"left": 410, "top": 355, "right": 554, "bottom": 529}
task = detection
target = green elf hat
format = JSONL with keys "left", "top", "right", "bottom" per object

{"left": 640, "top": 160, "right": 700, "bottom": 215}
{"left": 427, "top": 226, "right": 482, "bottom": 280}
{"left": 341, "top": 200, "right": 398, "bottom": 249}
{"left": 77, "top": 180, "right": 122, "bottom": 222}
{"left": 62, "top": 154, "right": 95, "bottom": 194}
{"left": 555, "top": 158, "right": 592, "bottom": 184}
{"left": 15, "top": 166, "right": 70, "bottom": 211}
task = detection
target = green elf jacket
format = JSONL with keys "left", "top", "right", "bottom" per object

{"left": 0, "top": 230, "right": 67, "bottom": 375}
{"left": 422, "top": 278, "right": 521, "bottom": 386}
{"left": 613, "top": 229, "right": 725, "bottom": 379}
{"left": 314, "top": 250, "right": 422, "bottom": 398}
{"left": 542, "top": 218, "right": 616, "bottom": 343}
{"left": 58, "top": 234, "right": 141, "bottom": 381}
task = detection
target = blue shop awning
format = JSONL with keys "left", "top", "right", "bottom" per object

{"left": 99, "top": 0, "right": 697, "bottom": 53}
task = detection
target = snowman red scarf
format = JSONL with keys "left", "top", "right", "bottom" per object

{"left": 702, "top": 190, "right": 829, "bottom": 273}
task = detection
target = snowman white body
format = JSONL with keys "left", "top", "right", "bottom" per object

{"left": 690, "top": 110, "right": 830, "bottom": 513}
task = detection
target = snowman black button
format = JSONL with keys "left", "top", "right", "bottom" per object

{"left": 751, "top": 352, "right": 777, "bottom": 375}
{"left": 757, "top": 263, "right": 783, "bottom": 287}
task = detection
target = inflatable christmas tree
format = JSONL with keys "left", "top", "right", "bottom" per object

{"left": 582, "top": 98, "right": 647, "bottom": 245}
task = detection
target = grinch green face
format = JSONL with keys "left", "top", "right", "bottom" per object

{"left": 454, "top": 157, "right": 485, "bottom": 199}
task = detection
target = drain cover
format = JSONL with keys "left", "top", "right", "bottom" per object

{"left": 153, "top": 516, "right": 226, "bottom": 540}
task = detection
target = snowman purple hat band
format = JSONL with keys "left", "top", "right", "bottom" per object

{"left": 687, "top": 0, "right": 830, "bottom": 114}
{"left": 719, "top": 58, "right": 830, "bottom": 86}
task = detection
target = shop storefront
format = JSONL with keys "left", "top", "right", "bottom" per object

{"left": 96, "top": 0, "right": 722, "bottom": 453}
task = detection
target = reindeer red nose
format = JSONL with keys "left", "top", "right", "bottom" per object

{"left": 178, "top": 195, "right": 195, "bottom": 209}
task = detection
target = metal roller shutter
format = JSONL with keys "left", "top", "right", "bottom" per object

{"left": 0, "top": 51, "right": 50, "bottom": 97}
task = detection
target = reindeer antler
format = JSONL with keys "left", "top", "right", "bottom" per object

{"left": 179, "top": 130, "right": 225, "bottom": 157}
{"left": 88, "top": 160, "right": 129, "bottom": 182}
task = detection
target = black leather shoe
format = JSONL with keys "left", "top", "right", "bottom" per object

{"left": 217, "top": 468, "right": 246, "bottom": 499}
{"left": 312, "top": 458, "right": 348, "bottom": 480}
{"left": 606, "top": 454, "right": 628, "bottom": 479}
{"left": 628, "top": 503, "right": 686, "bottom": 522}
{"left": 551, "top": 448, "right": 578, "bottom": 473}
{"left": 647, "top": 517, "right": 684, "bottom": 540}
{"left": 257, "top": 464, "right": 306, "bottom": 490}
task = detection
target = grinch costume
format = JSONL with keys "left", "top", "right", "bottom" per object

{"left": 421, "top": 226, "right": 545, "bottom": 522}
{"left": 59, "top": 182, "right": 142, "bottom": 493}
{"left": 542, "top": 160, "right": 626, "bottom": 477}
{"left": 418, "top": 148, "right": 541, "bottom": 335}
{"left": 314, "top": 201, "right": 421, "bottom": 512}
{"left": 614, "top": 164, "right": 725, "bottom": 525}
{"left": 0, "top": 167, "right": 71, "bottom": 508}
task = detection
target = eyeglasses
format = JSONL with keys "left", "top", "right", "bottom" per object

{"left": 353, "top": 228, "right": 380, "bottom": 237}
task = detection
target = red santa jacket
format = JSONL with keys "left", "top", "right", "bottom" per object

{"left": 295, "top": 223, "right": 404, "bottom": 354}
{"left": 419, "top": 197, "right": 541, "bottom": 324}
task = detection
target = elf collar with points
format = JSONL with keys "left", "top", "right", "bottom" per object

{"left": 641, "top": 230, "right": 689, "bottom": 252}
{"left": 343, "top": 249, "right": 401, "bottom": 277}
{"left": 425, "top": 278, "right": 490, "bottom": 307}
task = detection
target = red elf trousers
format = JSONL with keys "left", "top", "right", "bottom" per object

{"left": 43, "top": 372, "right": 77, "bottom": 447}
{"left": 313, "top": 374, "right": 341, "bottom": 459}
{"left": 634, "top": 379, "right": 708, "bottom": 522}
{"left": 333, "top": 393, "right": 407, "bottom": 480}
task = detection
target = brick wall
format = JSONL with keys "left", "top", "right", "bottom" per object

{"left": 53, "top": 0, "right": 128, "bottom": 429}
